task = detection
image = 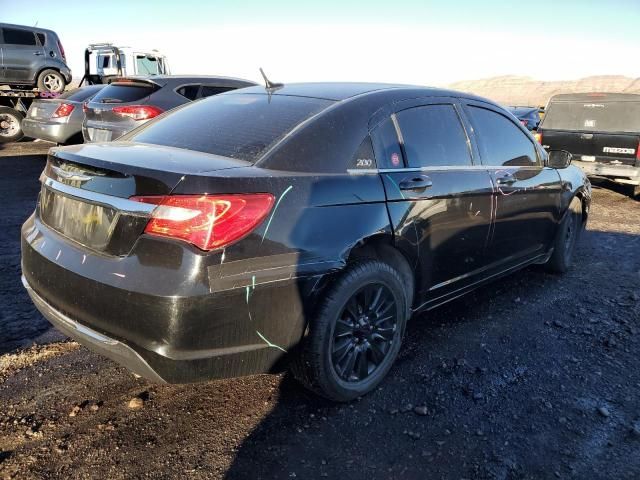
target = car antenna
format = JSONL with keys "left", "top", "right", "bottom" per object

{"left": 259, "top": 68, "right": 283, "bottom": 92}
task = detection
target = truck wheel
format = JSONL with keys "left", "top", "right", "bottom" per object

{"left": 292, "top": 260, "right": 409, "bottom": 402}
{"left": 545, "top": 197, "right": 582, "bottom": 273}
{"left": 37, "top": 69, "right": 66, "bottom": 94}
{"left": 0, "top": 107, "right": 24, "bottom": 143}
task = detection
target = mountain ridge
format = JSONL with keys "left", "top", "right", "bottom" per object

{"left": 448, "top": 75, "right": 640, "bottom": 106}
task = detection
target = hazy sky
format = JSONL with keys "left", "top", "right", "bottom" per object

{"left": 2, "top": 0, "right": 639, "bottom": 86}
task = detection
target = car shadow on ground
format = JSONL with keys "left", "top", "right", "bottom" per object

{"left": 221, "top": 266, "right": 560, "bottom": 479}
{"left": 591, "top": 178, "right": 639, "bottom": 202}
{"left": 223, "top": 224, "right": 640, "bottom": 479}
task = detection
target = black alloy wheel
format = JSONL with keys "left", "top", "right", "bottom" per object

{"left": 331, "top": 284, "right": 398, "bottom": 383}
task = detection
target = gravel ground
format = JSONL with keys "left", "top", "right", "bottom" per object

{"left": 1, "top": 144, "right": 639, "bottom": 480}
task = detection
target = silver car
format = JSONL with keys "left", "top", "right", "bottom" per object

{"left": 83, "top": 76, "right": 257, "bottom": 142}
{"left": 22, "top": 85, "right": 105, "bottom": 144}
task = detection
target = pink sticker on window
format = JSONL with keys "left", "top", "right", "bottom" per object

{"left": 391, "top": 152, "right": 400, "bottom": 166}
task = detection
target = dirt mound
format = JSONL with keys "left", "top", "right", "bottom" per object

{"left": 449, "top": 75, "right": 640, "bottom": 107}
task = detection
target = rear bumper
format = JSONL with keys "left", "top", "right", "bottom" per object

{"left": 21, "top": 213, "right": 320, "bottom": 383}
{"left": 22, "top": 118, "right": 76, "bottom": 143}
{"left": 573, "top": 160, "right": 640, "bottom": 185}
{"left": 22, "top": 275, "right": 166, "bottom": 383}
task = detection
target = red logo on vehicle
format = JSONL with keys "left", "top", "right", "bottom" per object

{"left": 391, "top": 152, "right": 400, "bottom": 166}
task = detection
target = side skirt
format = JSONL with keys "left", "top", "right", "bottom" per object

{"left": 412, "top": 251, "right": 552, "bottom": 315}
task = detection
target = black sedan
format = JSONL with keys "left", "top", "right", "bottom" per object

{"left": 21, "top": 83, "right": 591, "bottom": 401}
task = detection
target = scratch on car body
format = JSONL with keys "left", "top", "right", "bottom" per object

{"left": 385, "top": 174, "right": 405, "bottom": 199}
{"left": 255, "top": 330, "right": 287, "bottom": 353}
{"left": 261, "top": 185, "right": 293, "bottom": 244}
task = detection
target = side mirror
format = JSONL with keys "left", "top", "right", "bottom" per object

{"left": 548, "top": 150, "right": 572, "bottom": 169}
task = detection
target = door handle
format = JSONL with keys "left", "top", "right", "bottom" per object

{"left": 496, "top": 174, "right": 517, "bottom": 186}
{"left": 33, "top": 51, "right": 44, "bottom": 56}
{"left": 398, "top": 175, "right": 433, "bottom": 191}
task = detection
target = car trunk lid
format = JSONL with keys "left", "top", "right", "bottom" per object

{"left": 28, "top": 99, "right": 66, "bottom": 121}
{"left": 39, "top": 142, "right": 251, "bottom": 256}
{"left": 541, "top": 130, "right": 640, "bottom": 166}
{"left": 84, "top": 78, "right": 160, "bottom": 121}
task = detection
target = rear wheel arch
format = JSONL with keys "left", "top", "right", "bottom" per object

{"left": 32, "top": 66, "right": 58, "bottom": 83}
{"left": 345, "top": 235, "right": 416, "bottom": 314}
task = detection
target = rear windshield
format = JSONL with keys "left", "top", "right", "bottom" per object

{"left": 129, "top": 93, "right": 334, "bottom": 162}
{"left": 59, "top": 85, "right": 105, "bottom": 102}
{"left": 90, "top": 83, "right": 156, "bottom": 104}
{"left": 542, "top": 101, "right": 640, "bottom": 133}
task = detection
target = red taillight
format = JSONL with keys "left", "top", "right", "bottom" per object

{"left": 534, "top": 132, "right": 543, "bottom": 144}
{"left": 131, "top": 194, "right": 275, "bottom": 251}
{"left": 112, "top": 105, "right": 163, "bottom": 121}
{"left": 57, "top": 40, "right": 66, "bottom": 62}
{"left": 52, "top": 103, "right": 74, "bottom": 118}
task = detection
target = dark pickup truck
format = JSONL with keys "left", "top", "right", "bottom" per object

{"left": 537, "top": 92, "right": 640, "bottom": 197}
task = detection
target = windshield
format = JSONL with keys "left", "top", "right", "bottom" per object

{"left": 129, "top": 93, "right": 334, "bottom": 162}
{"left": 541, "top": 101, "right": 640, "bottom": 133}
{"left": 136, "top": 56, "right": 161, "bottom": 75}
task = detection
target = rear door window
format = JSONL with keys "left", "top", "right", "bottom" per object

{"left": 3, "top": 28, "right": 37, "bottom": 46}
{"left": 395, "top": 104, "right": 472, "bottom": 167}
{"left": 176, "top": 85, "right": 200, "bottom": 101}
{"left": 467, "top": 105, "right": 539, "bottom": 167}
{"left": 200, "top": 85, "right": 235, "bottom": 98}
{"left": 36, "top": 33, "right": 46, "bottom": 46}
{"left": 129, "top": 93, "right": 333, "bottom": 162}
{"left": 542, "top": 101, "right": 640, "bottom": 133}
{"left": 90, "top": 83, "right": 156, "bottom": 104}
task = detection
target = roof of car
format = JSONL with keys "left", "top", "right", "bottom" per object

{"left": 508, "top": 106, "right": 538, "bottom": 115}
{"left": 0, "top": 22, "right": 58, "bottom": 35}
{"left": 549, "top": 92, "right": 640, "bottom": 103}
{"left": 114, "top": 75, "right": 258, "bottom": 87}
{"left": 234, "top": 82, "right": 488, "bottom": 102}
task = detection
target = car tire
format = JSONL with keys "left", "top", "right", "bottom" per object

{"left": 292, "top": 260, "right": 409, "bottom": 402}
{"left": 0, "top": 107, "right": 24, "bottom": 144}
{"left": 625, "top": 184, "right": 639, "bottom": 199}
{"left": 545, "top": 197, "right": 583, "bottom": 273}
{"left": 37, "top": 69, "right": 66, "bottom": 94}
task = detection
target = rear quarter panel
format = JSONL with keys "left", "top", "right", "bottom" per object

{"left": 173, "top": 167, "right": 393, "bottom": 353}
